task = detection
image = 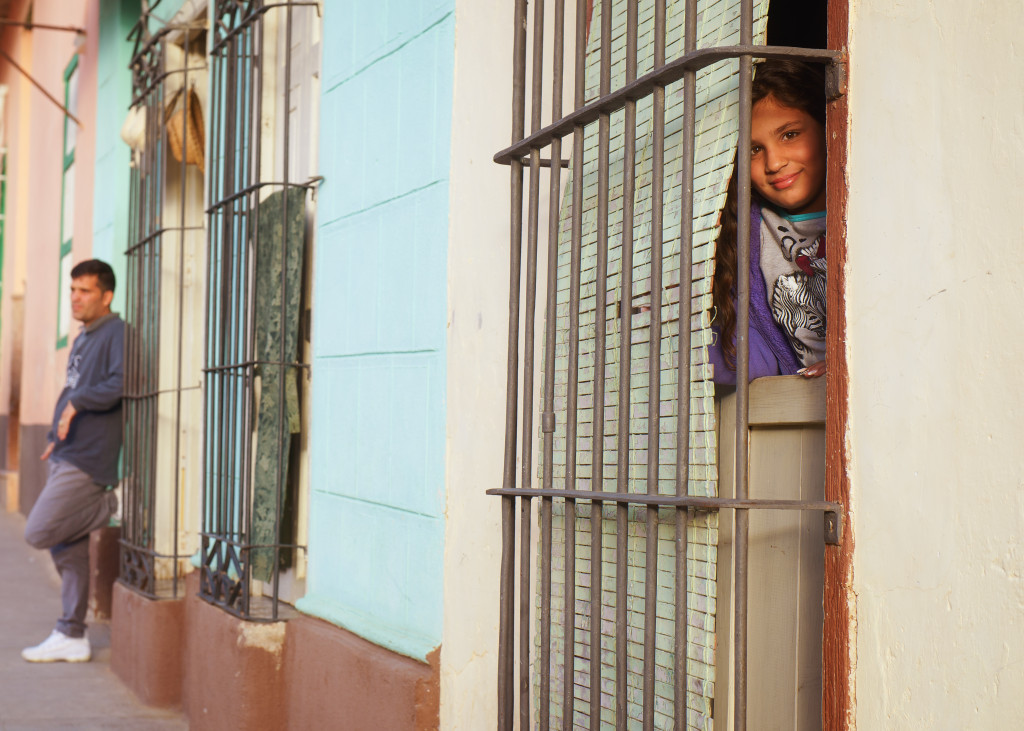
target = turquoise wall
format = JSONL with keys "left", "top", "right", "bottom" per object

{"left": 91, "top": 0, "right": 138, "bottom": 313}
{"left": 297, "top": 1, "right": 454, "bottom": 661}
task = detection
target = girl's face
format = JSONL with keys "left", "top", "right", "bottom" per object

{"left": 749, "top": 94, "right": 827, "bottom": 215}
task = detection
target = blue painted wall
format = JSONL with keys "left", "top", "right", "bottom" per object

{"left": 91, "top": 0, "right": 138, "bottom": 314}
{"left": 297, "top": 1, "right": 454, "bottom": 661}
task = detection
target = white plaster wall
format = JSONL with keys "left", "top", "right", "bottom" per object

{"left": 442, "top": 3, "right": 514, "bottom": 726}
{"left": 443, "top": 2, "right": 581, "bottom": 726}
{"left": 847, "top": 1, "right": 1024, "bottom": 727}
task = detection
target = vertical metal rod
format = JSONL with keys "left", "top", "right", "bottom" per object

{"left": 208, "top": 41, "right": 224, "bottom": 566}
{"left": 499, "top": 495, "right": 516, "bottom": 731}
{"left": 150, "top": 70, "right": 164, "bottom": 566}
{"left": 519, "top": 0, "right": 547, "bottom": 723}
{"left": 243, "top": 16, "right": 263, "bottom": 616}
{"left": 202, "top": 44, "right": 219, "bottom": 578}
{"left": 734, "top": 0, "right": 754, "bottom": 727}
{"left": 616, "top": 3, "right": 638, "bottom": 727}
{"left": 589, "top": 0, "right": 612, "bottom": 726}
{"left": 499, "top": 0, "right": 528, "bottom": 725}
{"left": 643, "top": 1, "right": 667, "bottom": 728}
{"left": 564, "top": 0, "right": 588, "bottom": 723}
{"left": 503, "top": 0, "right": 528, "bottom": 497}
{"left": 675, "top": 0, "right": 698, "bottom": 725}
{"left": 229, "top": 29, "right": 246, "bottom": 596}
{"left": 171, "top": 32, "right": 192, "bottom": 599}
{"left": 518, "top": 493, "right": 533, "bottom": 730}
{"left": 674, "top": 509, "right": 690, "bottom": 730}
{"left": 269, "top": 0, "right": 297, "bottom": 621}
{"left": 141, "top": 72, "right": 153, "bottom": 565}
{"left": 218, "top": 32, "right": 238, "bottom": 579}
{"left": 539, "top": 2, "right": 565, "bottom": 726}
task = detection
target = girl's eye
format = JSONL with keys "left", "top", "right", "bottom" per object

{"left": 750, "top": 145, "right": 762, "bottom": 157}
{"left": 783, "top": 130, "right": 800, "bottom": 141}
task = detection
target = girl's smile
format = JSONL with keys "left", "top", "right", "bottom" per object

{"left": 749, "top": 94, "right": 827, "bottom": 214}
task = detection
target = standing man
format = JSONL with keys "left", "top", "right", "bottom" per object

{"left": 21, "top": 259, "right": 124, "bottom": 663}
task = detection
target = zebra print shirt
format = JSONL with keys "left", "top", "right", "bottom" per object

{"left": 759, "top": 206, "right": 827, "bottom": 368}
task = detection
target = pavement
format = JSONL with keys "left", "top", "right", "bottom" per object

{"left": 0, "top": 508, "right": 187, "bottom": 730}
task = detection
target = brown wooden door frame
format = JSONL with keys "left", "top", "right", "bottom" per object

{"left": 824, "top": 0, "right": 853, "bottom": 728}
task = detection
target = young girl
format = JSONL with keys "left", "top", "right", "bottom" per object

{"left": 710, "top": 60, "right": 828, "bottom": 384}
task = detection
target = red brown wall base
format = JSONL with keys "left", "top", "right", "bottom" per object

{"left": 89, "top": 525, "right": 120, "bottom": 619}
{"left": 283, "top": 614, "right": 440, "bottom": 731}
{"left": 110, "top": 580, "right": 185, "bottom": 708}
{"left": 112, "top": 571, "right": 440, "bottom": 730}
{"left": 181, "top": 572, "right": 287, "bottom": 731}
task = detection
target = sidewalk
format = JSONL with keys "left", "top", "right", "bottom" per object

{"left": 0, "top": 509, "right": 187, "bottom": 730}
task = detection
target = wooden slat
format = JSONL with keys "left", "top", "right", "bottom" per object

{"left": 747, "top": 376, "right": 826, "bottom": 426}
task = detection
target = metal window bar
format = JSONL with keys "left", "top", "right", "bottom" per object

{"left": 491, "top": 0, "right": 843, "bottom": 728}
{"left": 121, "top": 15, "right": 207, "bottom": 600}
{"left": 201, "top": 0, "right": 313, "bottom": 621}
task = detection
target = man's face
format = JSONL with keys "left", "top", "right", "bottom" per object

{"left": 70, "top": 275, "right": 113, "bottom": 326}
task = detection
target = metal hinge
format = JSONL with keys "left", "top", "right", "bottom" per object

{"left": 824, "top": 508, "right": 842, "bottom": 545}
{"left": 825, "top": 57, "right": 848, "bottom": 102}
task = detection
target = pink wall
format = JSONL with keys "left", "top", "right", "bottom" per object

{"left": 1, "top": 0, "right": 94, "bottom": 426}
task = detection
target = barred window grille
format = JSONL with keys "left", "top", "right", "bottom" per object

{"left": 121, "top": 17, "right": 207, "bottom": 600}
{"left": 201, "top": 0, "right": 318, "bottom": 620}
{"left": 492, "top": 0, "right": 842, "bottom": 729}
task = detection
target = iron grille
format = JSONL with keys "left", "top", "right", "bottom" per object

{"left": 121, "top": 15, "right": 206, "bottom": 600}
{"left": 492, "top": 0, "right": 842, "bottom": 729}
{"left": 201, "top": 0, "right": 315, "bottom": 621}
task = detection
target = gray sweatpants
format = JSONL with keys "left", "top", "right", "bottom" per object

{"left": 24, "top": 460, "right": 117, "bottom": 638}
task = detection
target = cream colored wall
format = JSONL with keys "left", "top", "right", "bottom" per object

{"left": 441, "top": 2, "right": 510, "bottom": 725}
{"left": 847, "top": 1, "right": 1024, "bottom": 726}
{"left": 153, "top": 40, "right": 206, "bottom": 574}
{"left": 443, "top": 1, "right": 582, "bottom": 727}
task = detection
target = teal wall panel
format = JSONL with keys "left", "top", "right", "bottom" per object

{"left": 299, "top": 2, "right": 454, "bottom": 661}
{"left": 310, "top": 353, "right": 444, "bottom": 516}
{"left": 318, "top": 12, "right": 453, "bottom": 227}
{"left": 314, "top": 182, "right": 447, "bottom": 356}
{"left": 320, "top": 0, "right": 453, "bottom": 91}
{"left": 91, "top": 0, "right": 139, "bottom": 314}
{"left": 299, "top": 491, "right": 443, "bottom": 660}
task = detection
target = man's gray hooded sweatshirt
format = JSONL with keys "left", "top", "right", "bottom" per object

{"left": 49, "top": 313, "right": 125, "bottom": 486}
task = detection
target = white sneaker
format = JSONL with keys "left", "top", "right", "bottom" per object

{"left": 21, "top": 630, "right": 91, "bottom": 663}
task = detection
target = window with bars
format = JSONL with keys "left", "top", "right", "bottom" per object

{"left": 491, "top": 0, "right": 844, "bottom": 729}
{"left": 120, "top": 16, "right": 208, "bottom": 599}
{"left": 56, "top": 56, "right": 79, "bottom": 350}
{"left": 201, "top": 0, "right": 319, "bottom": 621}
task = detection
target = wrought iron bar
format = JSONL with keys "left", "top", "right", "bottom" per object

{"left": 642, "top": 3, "right": 668, "bottom": 728}
{"left": 497, "top": 0, "right": 527, "bottom": 723}
{"left": 495, "top": 46, "right": 839, "bottom": 166}
{"left": 201, "top": 0, "right": 311, "bottom": 620}
{"left": 588, "top": 0, "right": 612, "bottom": 726}
{"left": 675, "top": 0, "right": 697, "bottom": 724}
{"left": 538, "top": 0, "right": 564, "bottom": 726}
{"left": 120, "top": 17, "right": 201, "bottom": 600}
{"left": 615, "top": 3, "right": 639, "bottom": 727}
{"left": 494, "top": 1, "right": 836, "bottom": 727}
{"left": 734, "top": 0, "right": 755, "bottom": 727}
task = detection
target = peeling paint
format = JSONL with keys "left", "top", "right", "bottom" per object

{"left": 237, "top": 621, "right": 287, "bottom": 670}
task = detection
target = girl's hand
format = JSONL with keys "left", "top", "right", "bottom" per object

{"left": 797, "top": 360, "right": 826, "bottom": 378}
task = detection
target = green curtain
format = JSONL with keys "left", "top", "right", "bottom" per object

{"left": 251, "top": 186, "right": 305, "bottom": 582}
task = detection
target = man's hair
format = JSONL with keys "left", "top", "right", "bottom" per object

{"left": 71, "top": 259, "right": 116, "bottom": 293}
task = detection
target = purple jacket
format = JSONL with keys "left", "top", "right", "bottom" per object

{"left": 708, "top": 204, "right": 801, "bottom": 385}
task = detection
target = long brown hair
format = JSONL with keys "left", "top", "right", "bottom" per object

{"left": 711, "top": 60, "right": 827, "bottom": 366}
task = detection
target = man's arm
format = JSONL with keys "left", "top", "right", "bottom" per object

{"left": 68, "top": 328, "right": 124, "bottom": 413}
